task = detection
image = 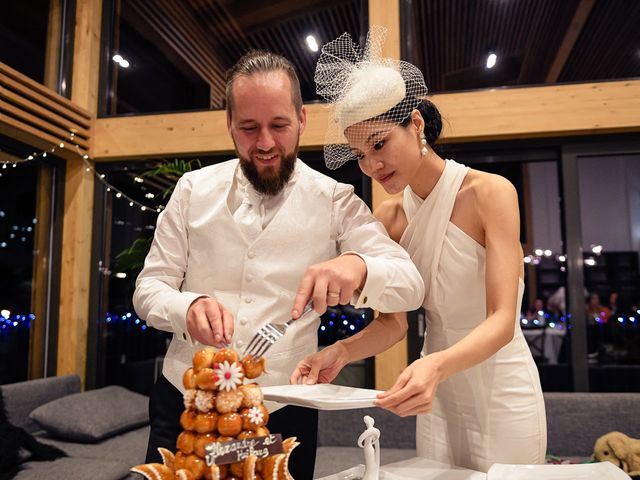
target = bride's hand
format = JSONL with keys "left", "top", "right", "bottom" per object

{"left": 374, "top": 353, "right": 446, "bottom": 417}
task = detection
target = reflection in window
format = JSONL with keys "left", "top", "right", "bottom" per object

{"left": 0, "top": 1, "right": 51, "bottom": 84}
{"left": 578, "top": 154, "right": 640, "bottom": 373}
{"left": 401, "top": 0, "right": 640, "bottom": 93}
{"left": 0, "top": 136, "right": 59, "bottom": 383}
{"left": 101, "top": 0, "right": 367, "bottom": 114}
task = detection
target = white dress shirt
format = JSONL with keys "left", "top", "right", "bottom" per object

{"left": 133, "top": 159, "right": 424, "bottom": 403}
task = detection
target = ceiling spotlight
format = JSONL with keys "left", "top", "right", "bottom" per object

{"left": 534, "top": 249, "right": 543, "bottom": 256}
{"left": 543, "top": 249, "right": 553, "bottom": 257}
{"left": 486, "top": 52, "right": 497, "bottom": 69}
{"left": 112, "top": 54, "right": 131, "bottom": 68}
{"left": 591, "top": 244, "right": 603, "bottom": 255}
{"left": 584, "top": 257, "right": 596, "bottom": 266}
{"left": 306, "top": 35, "right": 319, "bottom": 52}
{"left": 558, "top": 255, "right": 566, "bottom": 262}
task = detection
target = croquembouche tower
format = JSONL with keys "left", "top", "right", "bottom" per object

{"left": 132, "top": 347, "right": 299, "bottom": 480}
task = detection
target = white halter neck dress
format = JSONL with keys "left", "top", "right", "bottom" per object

{"left": 400, "top": 159, "right": 546, "bottom": 472}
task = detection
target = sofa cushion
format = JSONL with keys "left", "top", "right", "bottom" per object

{"left": 39, "top": 425, "right": 150, "bottom": 468}
{"left": 13, "top": 457, "right": 131, "bottom": 480}
{"left": 0, "top": 375, "right": 81, "bottom": 434}
{"left": 29, "top": 386, "right": 148, "bottom": 443}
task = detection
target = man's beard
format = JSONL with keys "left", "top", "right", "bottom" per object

{"left": 239, "top": 149, "right": 297, "bottom": 196}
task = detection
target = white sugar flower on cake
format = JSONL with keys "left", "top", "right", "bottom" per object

{"left": 247, "top": 406, "right": 264, "bottom": 425}
{"left": 214, "top": 360, "right": 243, "bottom": 391}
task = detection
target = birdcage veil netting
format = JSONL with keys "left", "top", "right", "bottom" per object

{"left": 315, "top": 26, "right": 428, "bottom": 169}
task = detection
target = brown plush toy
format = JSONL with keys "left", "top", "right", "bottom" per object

{"left": 593, "top": 431, "right": 640, "bottom": 476}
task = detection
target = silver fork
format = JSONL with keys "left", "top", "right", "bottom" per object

{"left": 242, "top": 301, "right": 314, "bottom": 359}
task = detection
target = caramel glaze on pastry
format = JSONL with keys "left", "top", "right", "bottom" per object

{"left": 194, "top": 411, "right": 218, "bottom": 434}
{"left": 194, "top": 433, "right": 216, "bottom": 458}
{"left": 183, "top": 368, "right": 198, "bottom": 390}
{"left": 217, "top": 412, "right": 242, "bottom": 437}
{"left": 241, "top": 355, "right": 265, "bottom": 379}
{"left": 192, "top": 348, "right": 215, "bottom": 371}
{"left": 213, "top": 347, "right": 239, "bottom": 366}
{"left": 176, "top": 430, "right": 196, "bottom": 455}
{"left": 195, "top": 368, "right": 218, "bottom": 391}
{"left": 180, "top": 409, "right": 198, "bottom": 431}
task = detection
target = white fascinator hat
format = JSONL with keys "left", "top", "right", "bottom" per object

{"left": 315, "top": 26, "right": 428, "bottom": 169}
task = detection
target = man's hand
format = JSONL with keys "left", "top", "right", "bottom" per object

{"left": 292, "top": 254, "right": 367, "bottom": 318}
{"left": 290, "top": 343, "right": 350, "bottom": 385}
{"left": 186, "top": 297, "right": 234, "bottom": 347}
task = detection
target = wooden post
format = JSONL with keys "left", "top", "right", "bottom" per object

{"left": 57, "top": 0, "right": 102, "bottom": 384}
{"left": 368, "top": 0, "right": 409, "bottom": 391}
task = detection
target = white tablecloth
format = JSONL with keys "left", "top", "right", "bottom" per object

{"left": 316, "top": 457, "right": 629, "bottom": 480}
{"left": 523, "top": 327, "right": 566, "bottom": 364}
{"left": 316, "top": 457, "right": 487, "bottom": 479}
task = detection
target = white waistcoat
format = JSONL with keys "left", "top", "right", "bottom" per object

{"left": 163, "top": 160, "right": 337, "bottom": 410}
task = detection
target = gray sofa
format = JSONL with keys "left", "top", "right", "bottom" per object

{"left": 4, "top": 375, "right": 640, "bottom": 479}
{"left": 1, "top": 375, "right": 148, "bottom": 480}
{"left": 313, "top": 392, "right": 640, "bottom": 477}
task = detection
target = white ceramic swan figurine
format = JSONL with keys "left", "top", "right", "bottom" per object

{"left": 357, "top": 415, "right": 381, "bottom": 480}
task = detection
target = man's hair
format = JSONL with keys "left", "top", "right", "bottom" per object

{"left": 225, "top": 49, "right": 303, "bottom": 116}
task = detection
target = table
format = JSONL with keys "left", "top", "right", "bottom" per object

{"left": 523, "top": 327, "right": 566, "bottom": 364}
{"left": 316, "top": 457, "right": 487, "bottom": 479}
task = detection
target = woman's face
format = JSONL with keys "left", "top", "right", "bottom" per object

{"left": 345, "top": 115, "right": 423, "bottom": 195}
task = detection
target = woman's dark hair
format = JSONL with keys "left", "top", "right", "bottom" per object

{"left": 399, "top": 99, "right": 442, "bottom": 145}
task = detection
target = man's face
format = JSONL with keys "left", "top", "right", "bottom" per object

{"left": 227, "top": 71, "right": 306, "bottom": 196}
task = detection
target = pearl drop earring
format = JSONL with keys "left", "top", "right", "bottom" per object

{"left": 420, "top": 132, "right": 428, "bottom": 156}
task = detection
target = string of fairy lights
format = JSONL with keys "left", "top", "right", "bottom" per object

{"left": 0, "top": 132, "right": 164, "bottom": 213}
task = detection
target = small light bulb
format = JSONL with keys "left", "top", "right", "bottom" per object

{"left": 486, "top": 53, "right": 497, "bottom": 69}
{"left": 306, "top": 35, "right": 319, "bottom": 52}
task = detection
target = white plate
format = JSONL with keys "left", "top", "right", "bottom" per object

{"left": 488, "top": 462, "right": 630, "bottom": 480}
{"left": 262, "top": 384, "right": 383, "bottom": 410}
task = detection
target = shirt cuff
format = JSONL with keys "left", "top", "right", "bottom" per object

{"left": 169, "top": 292, "right": 209, "bottom": 345}
{"left": 340, "top": 251, "right": 388, "bottom": 309}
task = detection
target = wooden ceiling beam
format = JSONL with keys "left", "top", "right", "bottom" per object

{"left": 92, "top": 79, "right": 640, "bottom": 161}
{"left": 545, "top": 0, "right": 596, "bottom": 83}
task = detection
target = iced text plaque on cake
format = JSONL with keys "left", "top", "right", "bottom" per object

{"left": 205, "top": 434, "right": 284, "bottom": 466}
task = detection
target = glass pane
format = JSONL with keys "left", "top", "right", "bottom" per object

{"left": 101, "top": 0, "right": 367, "bottom": 115}
{"left": 401, "top": 0, "right": 640, "bottom": 93}
{"left": 0, "top": 136, "right": 58, "bottom": 383}
{"left": 0, "top": 1, "right": 53, "bottom": 84}
{"left": 93, "top": 152, "right": 373, "bottom": 392}
{"left": 577, "top": 154, "right": 640, "bottom": 390}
